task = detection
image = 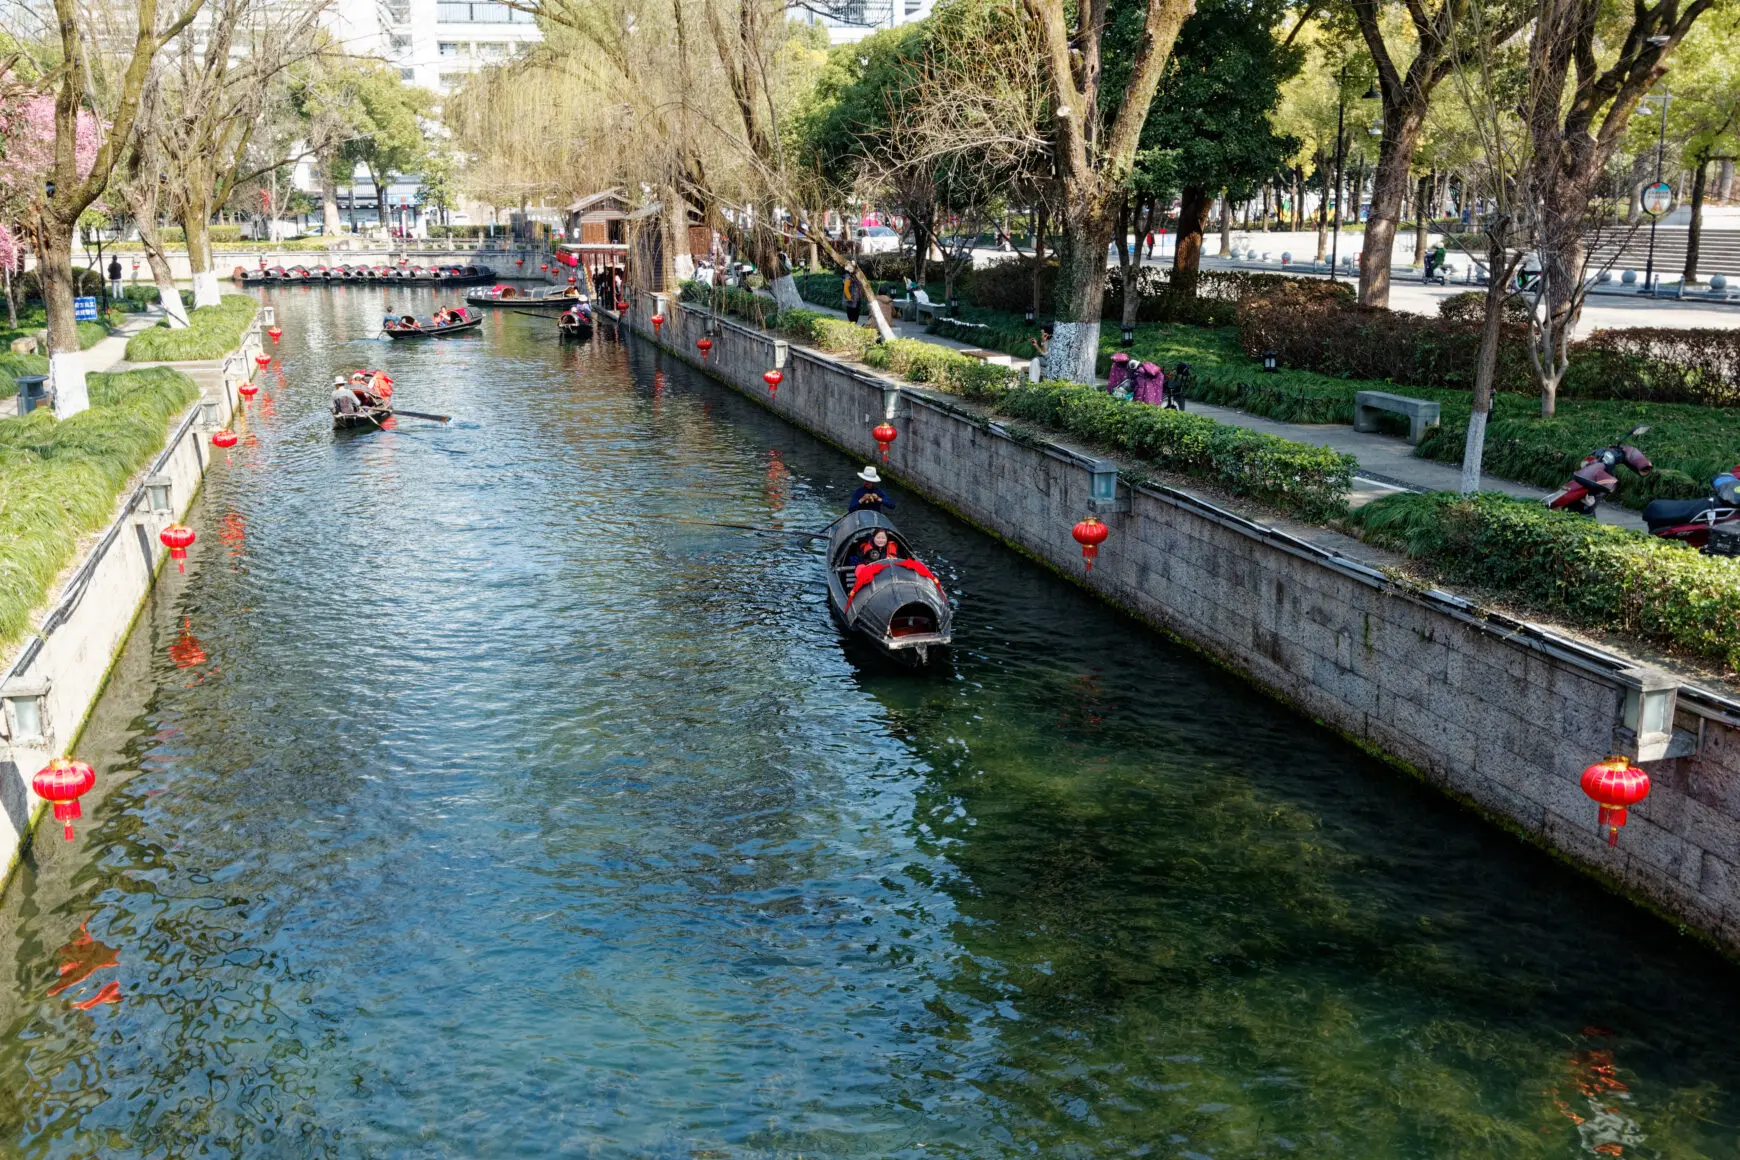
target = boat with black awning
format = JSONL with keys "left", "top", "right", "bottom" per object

{"left": 823, "top": 510, "right": 953, "bottom": 665}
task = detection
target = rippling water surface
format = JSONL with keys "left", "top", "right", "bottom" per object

{"left": 0, "top": 287, "right": 1737, "bottom": 1158}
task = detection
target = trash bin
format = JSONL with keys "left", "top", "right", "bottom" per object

{"left": 14, "top": 374, "right": 50, "bottom": 415}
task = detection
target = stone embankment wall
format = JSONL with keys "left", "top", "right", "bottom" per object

{"left": 626, "top": 292, "right": 1740, "bottom": 955}
{"left": 0, "top": 313, "right": 264, "bottom": 879}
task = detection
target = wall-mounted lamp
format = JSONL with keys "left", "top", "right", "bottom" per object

{"left": 1616, "top": 667, "right": 1694, "bottom": 762}
{"left": 1, "top": 678, "right": 51, "bottom": 746}
{"left": 200, "top": 398, "right": 222, "bottom": 428}
{"left": 145, "top": 474, "right": 174, "bottom": 514}
{"left": 1085, "top": 457, "right": 1129, "bottom": 514}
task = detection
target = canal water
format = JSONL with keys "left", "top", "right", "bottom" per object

{"left": 0, "top": 287, "right": 1737, "bottom": 1159}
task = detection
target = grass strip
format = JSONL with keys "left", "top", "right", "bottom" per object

{"left": 0, "top": 367, "right": 200, "bottom": 652}
{"left": 124, "top": 295, "right": 256, "bottom": 363}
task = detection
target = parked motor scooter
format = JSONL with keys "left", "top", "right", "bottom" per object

{"left": 1643, "top": 468, "right": 1740, "bottom": 551}
{"left": 1544, "top": 425, "right": 1653, "bottom": 516}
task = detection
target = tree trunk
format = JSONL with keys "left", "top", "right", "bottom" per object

{"left": 1627, "top": 181, "right": 1644, "bottom": 224}
{"left": 1030, "top": 201, "right": 1048, "bottom": 319}
{"left": 1217, "top": 190, "right": 1231, "bottom": 256}
{"left": 135, "top": 213, "right": 189, "bottom": 328}
{"left": 1315, "top": 161, "right": 1330, "bottom": 260}
{"left": 40, "top": 215, "right": 90, "bottom": 417}
{"left": 322, "top": 158, "right": 343, "bottom": 235}
{"left": 182, "top": 202, "right": 220, "bottom": 310}
{"left": 1115, "top": 196, "right": 1138, "bottom": 332}
{"left": 3, "top": 263, "right": 15, "bottom": 330}
{"left": 1718, "top": 158, "right": 1735, "bottom": 203}
{"left": 1684, "top": 155, "right": 1708, "bottom": 284}
{"left": 1044, "top": 207, "right": 1113, "bottom": 384}
{"left": 1172, "top": 185, "right": 1213, "bottom": 293}
{"left": 1358, "top": 95, "right": 1429, "bottom": 306}
{"left": 1461, "top": 232, "right": 1513, "bottom": 492}
{"left": 1412, "top": 173, "right": 1431, "bottom": 268}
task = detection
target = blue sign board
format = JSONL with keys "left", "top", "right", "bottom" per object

{"left": 73, "top": 296, "right": 98, "bottom": 321}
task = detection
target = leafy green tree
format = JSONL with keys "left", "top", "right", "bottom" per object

{"left": 339, "top": 67, "right": 435, "bottom": 231}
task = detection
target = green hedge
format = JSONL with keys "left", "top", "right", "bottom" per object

{"left": 997, "top": 383, "right": 1355, "bottom": 521}
{"left": 0, "top": 304, "right": 110, "bottom": 352}
{"left": 0, "top": 367, "right": 200, "bottom": 651}
{"left": 1352, "top": 491, "right": 1740, "bottom": 672}
{"left": 160, "top": 225, "right": 244, "bottom": 244}
{"left": 124, "top": 295, "right": 257, "bottom": 362}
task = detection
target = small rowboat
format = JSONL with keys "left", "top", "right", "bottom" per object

{"left": 466, "top": 283, "right": 584, "bottom": 309}
{"left": 382, "top": 308, "right": 482, "bottom": 339}
{"left": 557, "top": 305, "right": 595, "bottom": 340}
{"left": 823, "top": 510, "right": 953, "bottom": 666}
{"left": 334, "top": 406, "right": 392, "bottom": 430}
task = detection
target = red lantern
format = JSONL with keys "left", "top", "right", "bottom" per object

{"left": 211, "top": 429, "right": 238, "bottom": 465}
{"left": 568, "top": 276, "right": 578, "bottom": 285}
{"left": 651, "top": 313, "right": 665, "bottom": 336}
{"left": 1072, "top": 516, "right": 1109, "bottom": 572}
{"left": 763, "top": 369, "right": 783, "bottom": 396}
{"left": 238, "top": 382, "right": 258, "bottom": 400}
{"left": 159, "top": 523, "right": 195, "bottom": 573}
{"left": 697, "top": 337, "right": 713, "bottom": 361}
{"left": 254, "top": 353, "right": 270, "bottom": 369}
{"left": 540, "top": 263, "right": 549, "bottom": 273}
{"left": 33, "top": 758, "right": 96, "bottom": 842}
{"left": 267, "top": 326, "right": 282, "bottom": 342}
{"left": 1580, "top": 756, "right": 1652, "bottom": 846}
{"left": 872, "top": 421, "right": 897, "bottom": 462}
{"left": 516, "top": 258, "right": 525, "bottom": 267}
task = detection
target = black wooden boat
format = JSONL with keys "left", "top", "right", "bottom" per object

{"left": 557, "top": 307, "right": 594, "bottom": 339}
{"left": 334, "top": 406, "right": 392, "bottom": 430}
{"left": 382, "top": 308, "right": 482, "bottom": 338}
{"left": 823, "top": 510, "right": 952, "bottom": 665}
{"left": 466, "top": 283, "right": 584, "bottom": 309}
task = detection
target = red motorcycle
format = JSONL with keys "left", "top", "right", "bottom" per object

{"left": 1545, "top": 425, "right": 1653, "bottom": 516}
{"left": 1643, "top": 468, "right": 1740, "bottom": 551}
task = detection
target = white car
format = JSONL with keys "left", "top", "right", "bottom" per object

{"left": 856, "top": 225, "right": 902, "bottom": 255}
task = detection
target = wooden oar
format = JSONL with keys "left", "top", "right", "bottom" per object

{"left": 391, "top": 408, "right": 452, "bottom": 423}
{"left": 508, "top": 308, "right": 569, "bottom": 320}
{"left": 676, "top": 518, "right": 828, "bottom": 540}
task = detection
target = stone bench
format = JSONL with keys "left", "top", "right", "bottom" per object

{"left": 1354, "top": 390, "right": 1441, "bottom": 445}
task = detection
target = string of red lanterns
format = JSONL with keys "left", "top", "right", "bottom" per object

{"left": 1072, "top": 516, "right": 1109, "bottom": 572}
{"left": 33, "top": 758, "right": 95, "bottom": 842}
{"left": 1580, "top": 756, "right": 1652, "bottom": 846}
{"left": 872, "top": 422, "right": 898, "bottom": 462}
{"left": 211, "top": 429, "right": 238, "bottom": 465}
{"left": 159, "top": 524, "right": 195, "bottom": 573}
{"left": 763, "top": 369, "right": 782, "bottom": 396}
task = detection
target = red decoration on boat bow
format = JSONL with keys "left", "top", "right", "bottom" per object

{"left": 763, "top": 369, "right": 783, "bottom": 396}
{"left": 33, "top": 759, "right": 96, "bottom": 841}
{"left": 872, "top": 422, "right": 897, "bottom": 462}
{"left": 159, "top": 524, "right": 195, "bottom": 573}
{"left": 1580, "top": 756, "right": 1652, "bottom": 846}
{"left": 1071, "top": 516, "right": 1109, "bottom": 573}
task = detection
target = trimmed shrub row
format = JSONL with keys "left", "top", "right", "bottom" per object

{"left": 997, "top": 384, "right": 1355, "bottom": 522}
{"left": 124, "top": 295, "right": 258, "bottom": 363}
{"left": 679, "top": 281, "right": 1353, "bottom": 519}
{"left": 1352, "top": 491, "right": 1740, "bottom": 673}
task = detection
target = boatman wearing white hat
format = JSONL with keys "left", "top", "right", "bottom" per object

{"left": 849, "top": 466, "right": 895, "bottom": 514}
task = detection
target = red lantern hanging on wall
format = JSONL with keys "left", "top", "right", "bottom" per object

{"left": 651, "top": 313, "right": 665, "bottom": 336}
{"left": 266, "top": 326, "right": 282, "bottom": 342}
{"left": 763, "top": 369, "right": 783, "bottom": 396}
{"left": 211, "top": 429, "right": 238, "bottom": 465}
{"left": 872, "top": 422, "right": 898, "bottom": 462}
{"left": 516, "top": 258, "right": 525, "bottom": 268}
{"left": 254, "top": 353, "right": 270, "bottom": 369}
{"left": 238, "top": 382, "right": 258, "bottom": 401}
{"left": 159, "top": 523, "right": 195, "bottom": 573}
{"left": 697, "top": 337, "right": 713, "bottom": 361}
{"left": 1580, "top": 756, "right": 1652, "bottom": 846}
{"left": 540, "top": 263, "right": 549, "bottom": 273}
{"left": 1072, "top": 516, "right": 1109, "bottom": 572}
{"left": 33, "top": 758, "right": 96, "bottom": 842}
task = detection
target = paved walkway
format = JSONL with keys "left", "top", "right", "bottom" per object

{"left": 3, "top": 308, "right": 166, "bottom": 418}
{"left": 795, "top": 295, "right": 1646, "bottom": 530}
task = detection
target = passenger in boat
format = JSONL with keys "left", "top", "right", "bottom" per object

{"left": 397, "top": 314, "right": 417, "bottom": 329}
{"left": 331, "top": 376, "right": 360, "bottom": 416}
{"left": 348, "top": 371, "right": 379, "bottom": 407}
{"left": 848, "top": 466, "right": 895, "bottom": 513}
{"left": 848, "top": 528, "right": 899, "bottom": 565}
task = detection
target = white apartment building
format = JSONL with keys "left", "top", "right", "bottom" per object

{"left": 325, "top": 0, "right": 542, "bottom": 93}
{"left": 792, "top": 0, "right": 933, "bottom": 43}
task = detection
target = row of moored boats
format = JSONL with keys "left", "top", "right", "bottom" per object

{"left": 232, "top": 263, "right": 498, "bottom": 286}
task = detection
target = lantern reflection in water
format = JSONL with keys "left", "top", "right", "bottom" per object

{"left": 47, "top": 921, "right": 121, "bottom": 1009}
{"left": 168, "top": 617, "right": 208, "bottom": 668}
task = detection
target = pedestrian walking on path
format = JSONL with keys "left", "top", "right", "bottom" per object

{"left": 843, "top": 268, "right": 863, "bottom": 325}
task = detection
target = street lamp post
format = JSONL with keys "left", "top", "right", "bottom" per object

{"left": 1327, "top": 68, "right": 1378, "bottom": 282}
{"left": 1640, "top": 91, "right": 1672, "bottom": 295}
